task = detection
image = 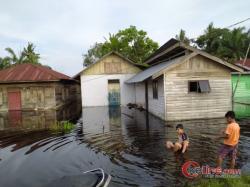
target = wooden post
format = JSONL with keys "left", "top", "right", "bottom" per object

{"left": 145, "top": 80, "right": 148, "bottom": 111}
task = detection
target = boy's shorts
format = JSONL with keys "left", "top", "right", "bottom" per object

{"left": 218, "top": 144, "right": 238, "bottom": 160}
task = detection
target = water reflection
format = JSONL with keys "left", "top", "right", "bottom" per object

{"left": 0, "top": 104, "right": 81, "bottom": 131}
{"left": 0, "top": 106, "right": 249, "bottom": 187}
{"left": 234, "top": 103, "right": 250, "bottom": 119}
{"left": 0, "top": 103, "right": 81, "bottom": 154}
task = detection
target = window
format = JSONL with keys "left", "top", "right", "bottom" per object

{"left": 188, "top": 80, "right": 210, "bottom": 93}
{"left": 152, "top": 80, "right": 158, "bottom": 99}
{"left": 189, "top": 81, "right": 199, "bottom": 92}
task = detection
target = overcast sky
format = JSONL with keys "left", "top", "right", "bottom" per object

{"left": 0, "top": 0, "right": 249, "bottom": 76}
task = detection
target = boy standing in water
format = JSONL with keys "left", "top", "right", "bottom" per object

{"left": 166, "top": 124, "right": 189, "bottom": 154}
{"left": 217, "top": 111, "right": 240, "bottom": 169}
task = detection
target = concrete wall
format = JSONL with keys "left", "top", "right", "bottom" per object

{"left": 135, "top": 83, "right": 145, "bottom": 108}
{"left": 80, "top": 53, "right": 142, "bottom": 107}
{"left": 147, "top": 76, "right": 165, "bottom": 120}
{"left": 133, "top": 77, "right": 165, "bottom": 120}
{"left": 81, "top": 74, "right": 136, "bottom": 106}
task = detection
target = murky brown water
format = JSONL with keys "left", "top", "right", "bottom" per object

{"left": 0, "top": 106, "right": 250, "bottom": 187}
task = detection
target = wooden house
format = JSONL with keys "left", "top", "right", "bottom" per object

{"left": 76, "top": 52, "right": 142, "bottom": 107}
{"left": 127, "top": 39, "right": 244, "bottom": 121}
{"left": 0, "top": 64, "right": 81, "bottom": 111}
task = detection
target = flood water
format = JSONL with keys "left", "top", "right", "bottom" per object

{"left": 0, "top": 106, "right": 250, "bottom": 187}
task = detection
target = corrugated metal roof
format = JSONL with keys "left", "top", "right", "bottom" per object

{"left": 0, "top": 63, "right": 72, "bottom": 83}
{"left": 236, "top": 59, "right": 250, "bottom": 71}
{"left": 144, "top": 38, "right": 180, "bottom": 64}
{"left": 126, "top": 57, "right": 183, "bottom": 83}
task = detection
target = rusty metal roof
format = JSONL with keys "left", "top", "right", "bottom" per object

{"left": 236, "top": 59, "right": 250, "bottom": 71}
{"left": 0, "top": 63, "right": 72, "bottom": 83}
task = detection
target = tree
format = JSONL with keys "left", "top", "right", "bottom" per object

{"left": 0, "top": 57, "right": 11, "bottom": 69}
{"left": 0, "top": 42, "right": 41, "bottom": 69}
{"left": 83, "top": 26, "right": 159, "bottom": 66}
{"left": 217, "top": 27, "right": 250, "bottom": 62}
{"left": 5, "top": 47, "right": 26, "bottom": 65}
{"left": 175, "top": 29, "right": 190, "bottom": 44}
{"left": 22, "top": 43, "right": 40, "bottom": 64}
{"left": 83, "top": 43, "right": 107, "bottom": 67}
{"left": 195, "top": 23, "right": 250, "bottom": 63}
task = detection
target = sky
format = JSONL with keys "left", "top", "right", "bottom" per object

{"left": 0, "top": 0, "right": 250, "bottom": 76}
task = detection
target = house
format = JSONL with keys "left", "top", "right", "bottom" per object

{"left": 0, "top": 63, "right": 81, "bottom": 111}
{"left": 235, "top": 59, "right": 250, "bottom": 71}
{"left": 233, "top": 58, "right": 250, "bottom": 105}
{"left": 126, "top": 38, "right": 244, "bottom": 121}
{"left": 232, "top": 72, "right": 250, "bottom": 104}
{"left": 231, "top": 71, "right": 250, "bottom": 118}
{"left": 231, "top": 59, "right": 250, "bottom": 118}
{"left": 76, "top": 51, "right": 142, "bottom": 107}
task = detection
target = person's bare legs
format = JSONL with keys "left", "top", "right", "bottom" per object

{"left": 166, "top": 141, "right": 174, "bottom": 150}
{"left": 230, "top": 159, "right": 236, "bottom": 169}
{"left": 173, "top": 142, "right": 182, "bottom": 152}
{"left": 217, "top": 156, "right": 223, "bottom": 168}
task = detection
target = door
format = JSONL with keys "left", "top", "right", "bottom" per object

{"left": 8, "top": 91, "right": 21, "bottom": 110}
{"left": 108, "top": 80, "right": 120, "bottom": 106}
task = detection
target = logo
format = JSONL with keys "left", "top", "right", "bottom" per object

{"left": 181, "top": 161, "right": 241, "bottom": 179}
{"left": 182, "top": 161, "right": 201, "bottom": 179}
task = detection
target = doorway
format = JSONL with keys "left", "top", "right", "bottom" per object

{"left": 8, "top": 91, "right": 21, "bottom": 110}
{"left": 108, "top": 80, "right": 120, "bottom": 106}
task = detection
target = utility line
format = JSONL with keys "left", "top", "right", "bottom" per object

{"left": 82, "top": 18, "right": 250, "bottom": 83}
{"left": 190, "top": 17, "right": 250, "bottom": 41}
{"left": 81, "top": 65, "right": 142, "bottom": 83}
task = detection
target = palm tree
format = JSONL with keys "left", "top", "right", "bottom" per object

{"left": 0, "top": 57, "right": 11, "bottom": 69}
{"left": 5, "top": 47, "right": 26, "bottom": 64}
{"left": 22, "top": 42, "right": 40, "bottom": 64}
{"left": 195, "top": 23, "right": 228, "bottom": 55}
{"left": 4, "top": 43, "right": 40, "bottom": 65}
{"left": 218, "top": 27, "right": 249, "bottom": 63}
{"left": 175, "top": 29, "right": 190, "bottom": 45}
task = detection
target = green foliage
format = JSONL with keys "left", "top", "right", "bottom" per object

{"left": 22, "top": 43, "right": 40, "bottom": 64}
{"left": 195, "top": 23, "right": 250, "bottom": 63}
{"left": 83, "top": 26, "right": 159, "bottom": 66}
{"left": 49, "top": 121, "right": 74, "bottom": 133}
{"left": 175, "top": 29, "right": 190, "bottom": 45}
{"left": 0, "top": 57, "right": 11, "bottom": 69}
{"left": 185, "top": 175, "right": 250, "bottom": 187}
{"left": 0, "top": 42, "right": 40, "bottom": 70}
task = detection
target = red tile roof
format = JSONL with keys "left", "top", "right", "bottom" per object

{"left": 0, "top": 63, "right": 72, "bottom": 83}
{"left": 236, "top": 59, "right": 250, "bottom": 71}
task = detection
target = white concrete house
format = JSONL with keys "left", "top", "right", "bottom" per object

{"left": 76, "top": 52, "right": 142, "bottom": 107}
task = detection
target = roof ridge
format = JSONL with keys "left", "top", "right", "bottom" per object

{"left": 27, "top": 63, "right": 71, "bottom": 80}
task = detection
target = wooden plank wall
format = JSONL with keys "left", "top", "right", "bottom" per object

{"left": 164, "top": 55, "right": 232, "bottom": 121}
{"left": 83, "top": 54, "right": 141, "bottom": 75}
